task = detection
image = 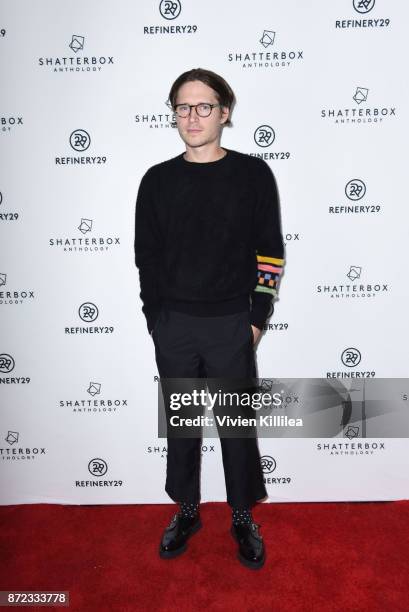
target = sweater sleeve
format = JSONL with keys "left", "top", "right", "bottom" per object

{"left": 134, "top": 167, "right": 162, "bottom": 334}
{"left": 250, "top": 160, "right": 285, "bottom": 331}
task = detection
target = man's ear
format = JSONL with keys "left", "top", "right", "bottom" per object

{"left": 220, "top": 105, "right": 230, "bottom": 125}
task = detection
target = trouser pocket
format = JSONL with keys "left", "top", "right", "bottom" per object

{"left": 151, "top": 309, "right": 163, "bottom": 339}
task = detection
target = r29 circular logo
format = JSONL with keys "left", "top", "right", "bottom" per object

{"left": 341, "top": 347, "right": 361, "bottom": 368}
{"left": 260, "top": 455, "right": 276, "bottom": 474}
{"left": 70, "top": 129, "right": 91, "bottom": 152}
{"left": 353, "top": 0, "right": 375, "bottom": 14}
{"left": 79, "top": 302, "right": 99, "bottom": 322}
{"left": 159, "top": 0, "right": 181, "bottom": 20}
{"left": 345, "top": 179, "right": 366, "bottom": 201}
{"left": 254, "top": 125, "right": 275, "bottom": 148}
{"left": 88, "top": 458, "right": 108, "bottom": 476}
{"left": 0, "top": 353, "right": 15, "bottom": 373}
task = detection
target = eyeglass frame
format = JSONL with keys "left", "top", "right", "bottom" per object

{"left": 165, "top": 100, "right": 223, "bottom": 118}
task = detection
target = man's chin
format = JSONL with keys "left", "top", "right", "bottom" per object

{"left": 184, "top": 139, "right": 206, "bottom": 148}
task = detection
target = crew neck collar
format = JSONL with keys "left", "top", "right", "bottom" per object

{"left": 180, "top": 148, "right": 230, "bottom": 166}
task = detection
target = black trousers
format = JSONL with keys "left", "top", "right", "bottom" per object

{"left": 152, "top": 307, "right": 267, "bottom": 508}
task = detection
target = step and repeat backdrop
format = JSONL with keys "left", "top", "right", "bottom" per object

{"left": 1, "top": 0, "right": 408, "bottom": 505}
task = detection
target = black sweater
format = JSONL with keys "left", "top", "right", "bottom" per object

{"left": 134, "top": 147, "right": 285, "bottom": 334}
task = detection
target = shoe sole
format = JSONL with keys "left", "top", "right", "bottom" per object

{"left": 237, "top": 552, "right": 265, "bottom": 570}
{"left": 159, "top": 519, "right": 202, "bottom": 559}
{"left": 230, "top": 528, "right": 265, "bottom": 570}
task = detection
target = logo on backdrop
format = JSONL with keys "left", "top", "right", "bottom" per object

{"left": 345, "top": 179, "right": 366, "bottom": 200}
{"left": 248, "top": 126, "right": 291, "bottom": 161}
{"left": 261, "top": 455, "right": 276, "bottom": 473}
{"left": 79, "top": 302, "right": 99, "bottom": 322}
{"left": 1, "top": 431, "right": 46, "bottom": 461}
{"left": 328, "top": 179, "right": 382, "bottom": 215}
{"left": 254, "top": 125, "right": 275, "bottom": 148}
{"left": 316, "top": 266, "right": 389, "bottom": 300}
{"left": 321, "top": 87, "right": 396, "bottom": 125}
{"left": 316, "top": 440, "right": 386, "bottom": 455}
{"left": 353, "top": 0, "right": 375, "bottom": 13}
{"left": 0, "top": 354, "right": 15, "bottom": 373}
{"left": 344, "top": 425, "right": 359, "bottom": 439}
{"left": 49, "top": 219, "right": 120, "bottom": 253}
{"left": 1, "top": 116, "right": 23, "bottom": 133}
{"left": 38, "top": 35, "right": 115, "bottom": 73}
{"left": 64, "top": 302, "right": 115, "bottom": 335}
{"left": 144, "top": 1, "right": 198, "bottom": 35}
{"left": 264, "top": 319, "right": 289, "bottom": 333}
{"left": 0, "top": 274, "right": 35, "bottom": 306}
{"left": 147, "top": 444, "right": 215, "bottom": 459}
{"left": 284, "top": 233, "right": 300, "bottom": 246}
{"left": 159, "top": 0, "right": 181, "bottom": 19}
{"left": 55, "top": 129, "right": 108, "bottom": 165}
{"left": 326, "top": 348, "right": 376, "bottom": 379}
{"left": 260, "top": 456, "right": 292, "bottom": 485}
{"left": 134, "top": 107, "right": 175, "bottom": 129}
{"left": 69, "top": 35, "right": 84, "bottom": 52}
{"left": 70, "top": 129, "right": 91, "bottom": 151}
{"left": 88, "top": 458, "right": 108, "bottom": 476}
{"left": 5, "top": 430, "right": 18, "bottom": 444}
{"left": 335, "top": 0, "right": 390, "bottom": 29}
{"left": 0, "top": 191, "right": 19, "bottom": 223}
{"left": 59, "top": 381, "right": 128, "bottom": 414}
{"left": 228, "top": 30, "right": 304, "bottom": 70}
{"left": 75, "top": 458, "right": 124, "bottom": 487}
{"left": 341, "top": 348, "right": 361, "bottom": 368}
{"left": 0, "top": 354, "right": 30, "bottom": 385}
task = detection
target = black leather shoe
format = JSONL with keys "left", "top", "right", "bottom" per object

{"left": 159, "top": 512, "right": 202, "bottom": 559}
{"left": 231, "top": 522, "right": 265, "bottom": 569}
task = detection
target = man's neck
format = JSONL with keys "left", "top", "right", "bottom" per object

{"left": 183, "top": 145, "right": 227, "bottom": 163}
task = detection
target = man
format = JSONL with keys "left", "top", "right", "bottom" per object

{"left": 134, "top": 68, "right": 285, "bottom": 569}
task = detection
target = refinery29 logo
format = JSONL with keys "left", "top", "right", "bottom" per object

{"left": 260, "top": 455, "right": 276, "bottom": 473}
{"left": 159, "top": 0, "right": 181, "bottom": 19}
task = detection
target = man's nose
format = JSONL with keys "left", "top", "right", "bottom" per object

{"left": 188, "top": 106, "right": 200, "bottom": 121}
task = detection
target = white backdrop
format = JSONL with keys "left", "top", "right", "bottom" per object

{"left": 1, "top": 0, "right": 408, "bottom": 505}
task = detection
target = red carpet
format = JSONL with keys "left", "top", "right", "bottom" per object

{"left": 1, "top": 501, "right": 409, "bottom": 611}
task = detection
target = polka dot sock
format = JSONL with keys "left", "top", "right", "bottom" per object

{"left": 232, "top": 507, "right": 253, "bottom": 526}
{"left": 179, "top": 501, "right": 200, "bottom": 518}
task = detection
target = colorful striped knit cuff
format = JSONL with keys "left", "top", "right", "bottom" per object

{"left": 255, "top": 255, "right": 285, "bottom": 297}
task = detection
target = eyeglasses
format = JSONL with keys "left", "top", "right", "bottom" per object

{"left": 167, "top": 102, "right": 222, "bottom": 118}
